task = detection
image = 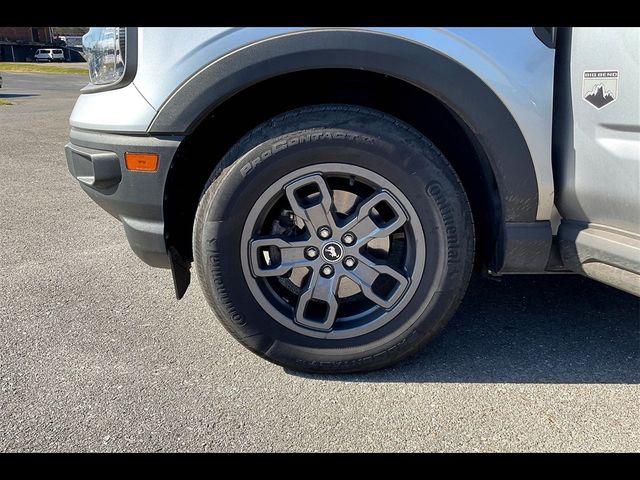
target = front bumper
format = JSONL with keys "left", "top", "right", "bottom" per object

{"left": 65, "top": 128, "right": 183, "bottom": 268}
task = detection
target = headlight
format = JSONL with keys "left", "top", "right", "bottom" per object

{"left": 83, "top": 27, "right": 126, "bottom": 85}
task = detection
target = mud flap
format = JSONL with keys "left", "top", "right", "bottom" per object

{"left": 168, "top": 246, "right": 191, "bottom": 300}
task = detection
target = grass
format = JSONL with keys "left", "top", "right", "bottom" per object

{"left": 0, "top": 99, "right": 14, "bottom": 105}
{"left": 0, "top": 62, "right": 87, "bottom": 75}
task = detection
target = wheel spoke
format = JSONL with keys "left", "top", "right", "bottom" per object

{"left": 241, "top": 164, "right": 426, "bottom": 339}
{"left": 349, "top": 255, "right": 409, "bottom": 309}
{"left": 249, "top": 237, "right": 313, "bottom": 277}
{"left": 284, "top": 174, "right": 336, "bottom": 233}
{"left": 344, "top": 191, "right": 408, "bottom": 244}
{"left": 295, "top": 268, "right": 340, "bottom": 331}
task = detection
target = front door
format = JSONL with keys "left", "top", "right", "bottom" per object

{"left": 554, "top": 27, "right": 640, "bottom": 295}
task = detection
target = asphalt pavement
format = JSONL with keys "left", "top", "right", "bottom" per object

{"left": 0, "top": 71, "right": 638, "bottom": 452}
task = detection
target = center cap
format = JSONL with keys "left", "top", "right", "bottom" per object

{"left": 322, "top": 242, "right": 343, "bottom": 262}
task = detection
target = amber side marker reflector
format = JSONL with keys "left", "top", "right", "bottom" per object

{"left": 125, "top": 153, "right": 159, "bottom": 172}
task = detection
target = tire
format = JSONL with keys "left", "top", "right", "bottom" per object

{"left": 193, "top": 104, "right": 474, "bottom": 373}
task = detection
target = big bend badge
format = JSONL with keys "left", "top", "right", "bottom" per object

{"left": 583, "top": 70, "right": 619, "bottom": 109}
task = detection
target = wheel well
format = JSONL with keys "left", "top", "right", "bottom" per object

{"left": 164, "top": 68, "right": 502, "bottom": 273}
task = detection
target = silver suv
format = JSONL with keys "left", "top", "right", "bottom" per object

{"left": 66, "top": 27, "right": 640, "bottom": 373}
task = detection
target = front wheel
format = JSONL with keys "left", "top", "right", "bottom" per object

{"left": 193, "top": 105, "right": 474, "bottom": 373}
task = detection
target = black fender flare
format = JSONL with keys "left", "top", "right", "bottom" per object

{"left": 150, "top": 29, "right": 551, "bottom": 275}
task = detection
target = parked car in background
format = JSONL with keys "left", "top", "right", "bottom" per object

{"left": 66, "top": 27, "right": 640, "bottom": 373}
{"left": 34, "top": 48, "right": 65, "bottom": 62}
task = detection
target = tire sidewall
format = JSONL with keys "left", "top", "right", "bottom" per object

{"left": 195, "top": 107, "right": 473, "bottom": 371}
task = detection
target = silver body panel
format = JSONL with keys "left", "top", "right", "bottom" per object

{"left": 70, "top": 27, "right": 556, "bottom": 221}
{"left": 556, "top": 27, "right": 640, "bottom": 235}
{"left": 70, "top": 83, "right": 157, "bottom": 132}
{"left": 554, "top": 27, "right": 640, "bottom": 294}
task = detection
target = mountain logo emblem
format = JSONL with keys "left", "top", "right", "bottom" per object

{"left": 583, "top": 70, "right": 618, "bottom": 109}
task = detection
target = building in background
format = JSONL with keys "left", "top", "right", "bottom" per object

{"left": 52, "top": 27, "right": 89, "bottom": 48}
{"left": 0, "top": 27, "right": 88, "bottom": 62}
{"left": 0, "top": 27, "right": 54, "bottom": 44}
{"left": 57, "top": 36, "right": 84, "bottom": 48}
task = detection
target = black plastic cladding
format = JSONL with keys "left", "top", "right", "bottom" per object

{"left": 149, "top": 29, "right": 541, "bottom": 224}
{"left": 150, "top": 29, "right": 553, "bottom": 294}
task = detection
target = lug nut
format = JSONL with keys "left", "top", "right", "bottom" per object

{"left": 343, "top": 256, "right": 357, "bottom": 269}
{"left": 321, "top": 264, "right": 334, "bottom": 277}
{"left": 318, "top": 226, "right": 332, "bottom": 239}
{"left": 305, "top": 246, "right": 319, "bottom": 259}
{"left": 342, "top": 232, "right": 356, "bottom": 245}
